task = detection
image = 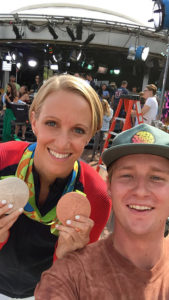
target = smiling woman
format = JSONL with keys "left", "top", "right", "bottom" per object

{"left": 0, "top": 74, "right": 111, "bottom": 300}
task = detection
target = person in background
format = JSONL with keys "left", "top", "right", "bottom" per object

{"left": 2, "top": 83, "right": 17, "bottom": 142}
{"left": 108, "top": 82, "right": 117, "bottom": 103}
{"left": 98, "top": 84, "right": 110, "bottom": 102}
{"left": 85, "top": 73, "right": 96, "bottom": 91}
{"left": 132, "top": 84, "right": 158, "bottom": 125}
{"left": 30, "top": 75, "right": 43, "bottom": 94}
{"left": 91, "top": 99, "right": 113, "bottom": 161}
{"left": 9, "top": 75, "right": 20, "bottom": 92}
{"left": 131, "top": 86, "right": 137, "bottom": 94}
{"left": 13, "top": 92, "right": 28, "bottom": 140}
{"left": 35, "top": 123, "right": 169, "bottom": 300}
{"left": 111, "top": 80, "right": 128, "bottom": 114}
{"left": 0, "top": 74, "right": 111, "bottom": 300}
{"left": 18, "top": 85, "right": 30, "bottom": 104}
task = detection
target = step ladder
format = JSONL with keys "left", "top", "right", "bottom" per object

{"left": 96, "top": 94, "right": 144, "bottom": 172}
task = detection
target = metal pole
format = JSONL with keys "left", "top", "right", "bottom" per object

{"left": 158, "top": 43, "right": 169, "bottom": 119}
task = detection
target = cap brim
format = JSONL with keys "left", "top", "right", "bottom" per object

{"left": 102, "top": 144, "right": 169, "bottom": 168}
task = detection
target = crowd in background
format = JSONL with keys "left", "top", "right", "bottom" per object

{"left": 0, "top": 72, "right": 161, "bottom": 160}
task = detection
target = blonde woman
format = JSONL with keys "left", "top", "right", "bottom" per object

{"left": 0, "top": 75, "right": 111, "bottom": 300}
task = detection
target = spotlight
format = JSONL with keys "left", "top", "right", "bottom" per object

{"left": 83, "top": 33, "right": 95, "bottom": 46}
{"left": 114, "top": 69, "right": 120, "bottom": 75}
{"left": 28, "top": 59, "right": 38, "bottom": 67}
{"left": 135, "top": 46, "right": 149, "bottom": 61}
{"left": 76, "top": 20, "right": 83, "bottom": 40}
{"left": 13, "top": 24, "right": 22, "bottom": 39}
{"left": 127, "top": 46, "right": 149, "bottom": 61}
{"left": 16, "top": 62, "right": 22, "bottom": 69}
{"left": 151, "top": 0, "right": 165, "bottom": 31}
{"left": 11, "top": 52, "right": 16, "bottom": 61}
{"left": 66, "top": 26, "right": 76, "bottom": 41}
{"left": 47, "top": 24, "right": 58, "bottom": 40}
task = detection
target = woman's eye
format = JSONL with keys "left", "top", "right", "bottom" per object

{"left": 45, "top": 121, "right": 56, "bottom": 127}
{"left": 74, "top": 127, "right": 85, "bottom": 134}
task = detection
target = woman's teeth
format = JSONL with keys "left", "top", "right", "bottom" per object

{"left": 49, "top": 149, "right": 70, "bottom": 158}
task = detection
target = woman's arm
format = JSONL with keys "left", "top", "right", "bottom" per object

{"left": 141, "top": 104, "right": 150, "bottom": 115}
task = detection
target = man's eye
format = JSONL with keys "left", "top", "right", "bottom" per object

{"left": 151, "top": 175, "right": 163, "bottom": 181}
{"left": 121, "top": 174, "right": 133, "bottom": 178}
{"left": 74, "top": 128, "right": 85, "bottom": 134}
{"left": 45, "top": 121, "right": 56, "bottom": 127}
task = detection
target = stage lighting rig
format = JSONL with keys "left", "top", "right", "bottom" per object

{"left": 76, "top": 20, "right": 83, "bottom": 40}
{"left": 47, "top": 24, "right": 58, "bottom": 40}
{"left": 83, "top": 33, "right": 95, "bottom": 46}
{"left": 12, "top": 24, "right": 22, "bottom": 39}
{"left": 66, "top": 26, "right": 76, "bottom": 41}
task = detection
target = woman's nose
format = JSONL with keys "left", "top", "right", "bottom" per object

{"left": 54, "top": 130, "right": 70, "bottom": 149}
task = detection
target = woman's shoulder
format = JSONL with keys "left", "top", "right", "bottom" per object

{"left": 79, "top": 160, "right": 108, "bottom": 191}
{"left": 0, "top": 141, "right": 29, "bottom": 170}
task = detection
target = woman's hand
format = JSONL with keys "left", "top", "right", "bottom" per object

{"left": 55, "top": 215, "right": 94, "bottom": 258}
{"left": 0, "top": 201, "right": 23, "bottom": 243}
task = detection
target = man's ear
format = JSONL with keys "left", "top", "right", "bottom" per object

{"left": 106, "top": 176, "right": 112, "bottom": 198}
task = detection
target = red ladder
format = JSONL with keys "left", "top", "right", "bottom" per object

{"left": 96, "top": 94, "right": 143, "bottom": 172}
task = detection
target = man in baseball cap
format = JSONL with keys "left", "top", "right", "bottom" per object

{"left": 35, "top": 123, "right": 169, "bottom": 300}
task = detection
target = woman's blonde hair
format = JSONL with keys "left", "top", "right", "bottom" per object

{"left": 29, "top": 74, "right": 103, "bottom": 137}
{"left": 102, "top": 99, "right": 111, "bottom": 116}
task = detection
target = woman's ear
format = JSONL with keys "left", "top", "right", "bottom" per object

{"left": 30, "top": 111, "right": 37, "bottom": 136}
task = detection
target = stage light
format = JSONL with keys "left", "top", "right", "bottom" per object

{"left": 114, "top": 69, "right": 120, "bottom": 75}
{"left": 11, "top": 53, "right": 16, "bottom": 61}
{"left": 53, "top": 53, "right": 62, "bottom": 63}
{"left": 151, "top": 0, "right": 169, "bottom": 31}
{"left": 87, "top": 64, "right": 93, "bottom": 70}
{"left": 50, "top": 64, "right": 59, "bottom": 70}
{"left": 47, "top": 24, "right": 58, "bottom": 40}
{"left": 135, "top": 46, "right": 149, "bottom": 61}
{"left": 13, "top": 24, "right": 22, "bottom": 39}
{"left": 127, "top": 45, "right": 149, "bottom": 61}
{"left": 86, "top": 59, "right": 95, "bottom": 70}
{"left": 5, "top": 53, "right": 12, "bottom": 61}
{"left": 127, "top": 46, "right": 136, "bottom": 60}
{"left": 28, "top": 59, "right": 37, "bottom": 67}
{"left": 76, "top": 20, "right": 83, "bottom": 40}
{"left": 83, "top": 33, "right": 95, "bottom": 46}
{"left": 66, "top": 61, "right": 70, "bottom": 68}
{"left": 97, "top": 65, "right": 108, "bottom": 74}
{"left": 70, "top": 49, "right": 82, "bottom": 62}
{"left": 16, "top": 62, "right": 22, "bottom": 69}
{"left": 66, "top": 26, "right": 76, "bottom": 41}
